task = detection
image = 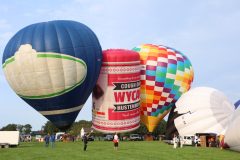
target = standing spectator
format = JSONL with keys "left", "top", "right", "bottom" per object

{"left": 194, "top": 135, "right": 199, "bottom": 147}
{"left": 113, "top": 132, "right": 119, "bottom": 150}
{"left": 216, "top": 135, "right": 220, "bottom": 148}
{"left": 208, "top": 138, "right": 213, "bottom": 147}
{"left": 179, "top": 136, "right": 184, "bottom": 148}
{"left": 44, "top": 134, "right": 50, "bottom": 147}
{"left": 82, "top": 130, "right": 93, "bottom": 151}
{"left": 50, "top": 134, "right": 55, "bottom": 148}
{"left": 173, "top": 134, "right": 178, "bottom": 149}
{"left": 83, "top": 133, "right": 88, "bottom": 151}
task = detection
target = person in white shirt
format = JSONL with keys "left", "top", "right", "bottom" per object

{"left": 194, "top": 135, "right": 199, "bottom": 147}
{"left": 179, "top": 136, "right": 184, "bottom": 148}
{"left": 113, "top": 132, "right": 119, "bottom": 150}
{"left": 173, "top": 134, "right": 178, "bottom": 149}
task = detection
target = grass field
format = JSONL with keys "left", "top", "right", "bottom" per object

{"left": 0, "top": 141, "right": 239, "bottom": 160}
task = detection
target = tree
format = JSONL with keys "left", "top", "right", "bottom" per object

{"left": 42, "top": 121, "right": 60, "bottom": 134}
{"left": 129, "top": 119, "right": 167, "bottom": 136}
{"left": 0, "top": 124, "right": 32, "bottom": 134}
{"left": 131, "top": 122, "right": 148, "bottom": 135}
{"left": 17, "top": 124, "right": 23, "bottom": 133}
{"left": 23, "top": 124, "right": 32, "bottom": 134}
{"left": 152, "top": 120, "right": 167, "bottom": 136}
{"left": 0, "top": 124, "right": 17, "bottom": 131}
{"left": 68, "top": 120, "right": 92, "bottom": 136}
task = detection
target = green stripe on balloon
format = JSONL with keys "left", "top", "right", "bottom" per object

{"left": 2, "top": 57, "right": 15, "bottom": 68}
{"left": 18, "top": 75, "right": 86, "bottom": 99}
{"left": 37, "top": 54, "right": 87, "bottom": 68}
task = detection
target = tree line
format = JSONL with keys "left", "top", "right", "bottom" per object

{"left": 0, "top": 124, "right": 32, "bottom": 134}
{"left": 0, "top": 120, "right": 166, "bottom": 137}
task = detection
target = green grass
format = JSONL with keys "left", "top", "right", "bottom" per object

{"left": 0, "top": 141, "right": 239, "bottom": 160}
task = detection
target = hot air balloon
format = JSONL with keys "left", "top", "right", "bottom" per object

{"left": 2, "top": 20, "right": 102, "bottom": 130}
{"left": 132, "top": 44, "right": 194, "bottom": 132}
{"left": 224, "top": 107, "right": 240, "bottom": 152}
{"left": 172, "top": 87, "right": 234, "bottom": 137}
{"left": 92, "top": 49, "right": 141, "bottom": 133}
{"left": 234, "top": 99, "right": 240, "bottom": 109}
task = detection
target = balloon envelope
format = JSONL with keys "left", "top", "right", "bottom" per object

{"left": 92, "top": 49, "right": 141, "bottom": 133}
{"left": 224, "top": 107, "right": 240, "bottom": 152}
{"left": 132, "top": 44, "right": 194, "bottom": 132}
{"left": 174, "top": 87, "right": 234, "bottom": 136}
{"left": 2, "top": 20, "right": 102, "bottom": 130}
{"left": 234, "top": 100, "right": 240, "bottom": 109}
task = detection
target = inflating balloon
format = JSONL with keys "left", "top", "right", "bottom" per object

{"left": 173, "top": 87, "right": 235, "bottom": 136}
{"left": 92, "top": 49, "right": 141, "bottom": 133}
{"left": 132, "top": 44, "right": 194, "bottom": 132}
{"left": 2, "top": 20, "right": 102, "bottom": 130}
{"left": 234, "top": 99, "right": 240, "bottom": 109}
{"left": 224, "top": 107, "right": 240, "bottom": 152}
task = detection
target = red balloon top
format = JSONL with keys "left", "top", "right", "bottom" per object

{"left": 102, "top": 49, "right": 140, "bottom": 63}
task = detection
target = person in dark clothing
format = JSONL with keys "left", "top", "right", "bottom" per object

{"left": 82, "top": 130, "right": 94, "bottom": 151}
{"left": 44, "top": 134, "right": 50, "bottom": 147}
{"left": 83, "top": 133, "right": 88, "bottom": 151}
{"left": 50, "top": 134, "right": 55, "bottom": 148}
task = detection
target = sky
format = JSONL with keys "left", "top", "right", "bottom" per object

{"left": 0, "top": 0, "right": 240, "bottom": 131}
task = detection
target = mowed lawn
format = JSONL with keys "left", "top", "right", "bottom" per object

{"left": 0, "top": 141, "right": 239, "bottom": 160}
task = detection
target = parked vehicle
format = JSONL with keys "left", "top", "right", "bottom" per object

{"left": 0, "top": 131, "right": 20, "bottom": 148}
{"left": 164, "top": 135, "right": 194, "bottom": 146}
{"left": 55, "top": 132, "right": 65, "bottom": 141}
{"left": 20, "top": 134, "right": 32, "bottom": 142}
{"left": 129, "top": 134, "right": 142, "bottom": 141}
{"left": 104, "top": 135, "right": 113, "bottom": 141}
{"left": 87, "top": 136, "right": 95, "bottom": 141}
{"left": 35, "top": 135, "right": 44, "bottom": 142}
{"left": 182, "top": 136, "right": 194, "bottom": 146}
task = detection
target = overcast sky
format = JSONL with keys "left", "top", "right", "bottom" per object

{"left": 0, "top": 0, "right": 239, "bottom": 130}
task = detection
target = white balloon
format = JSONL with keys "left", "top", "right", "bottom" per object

{"left": 224, "top": 107, "right": 240, "bottom": 152}
{"left": 174, "top": 87, "right": 234, "bottom": 136}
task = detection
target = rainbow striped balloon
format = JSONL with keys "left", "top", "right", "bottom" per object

{"left": 133, "top": 44, "right": 194, "bottom": 132}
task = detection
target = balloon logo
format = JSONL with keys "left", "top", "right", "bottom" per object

{"left": 2, "top": 20, "right": 102, "bottom": 130}
{"left": 133, "top": 44, "right": 194, "bottom": 132}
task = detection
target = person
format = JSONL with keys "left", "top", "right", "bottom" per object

{"left": 82, "top": 129, "right": 94, "bottom": 151}
{"left": 179, "top": 136, "right": 184, "bottom": 148}
{"left": 194, "top": 135, "right": 199, "bottom": 147}
{"left": 216, "top": 136, "right": 220, "bottom": 148}
{"left": 44, "top": 134, "right": 50, "bottom": 147}
{"left": 173, "top": 134, "right": 178, "bottom": 149}
{"left": 82, "top": 133, "right": 88, "bottom": 151}
{"left": 113, "top": 132, "right": 119, "bottom": 150}
{"left": 219, "top": 135, "right": 225, "bottom": 150}
{"left": 50, "top": 134, "right": 55, "bottom": 148}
